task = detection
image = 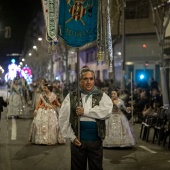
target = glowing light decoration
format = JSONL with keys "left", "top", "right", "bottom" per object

{"left": 21, "top": 65, "right": 32, "bottom": 84}
{"left": 140, "top": 74, "right": 145, "bottom": 80}
{"left": 5, "top": 59, "right": 20, "bottom": 82}
{"left": 5, "top": 60, "right": 32, "bottom": 84}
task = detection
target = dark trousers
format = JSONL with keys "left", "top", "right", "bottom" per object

{"left": 71, "top": 140, "right": 103, "bottom": 170}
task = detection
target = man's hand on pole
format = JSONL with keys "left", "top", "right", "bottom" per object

{"left": 76, "top": 106, "right": 84, "bottom": 116}
{"left": 73, "top": 138, "right": 81, "bottom": 147}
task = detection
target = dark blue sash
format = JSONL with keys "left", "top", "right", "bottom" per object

{"left": 80, "top": 121, "right": 100, "bottom": 141}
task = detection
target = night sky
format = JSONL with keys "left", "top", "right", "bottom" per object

{"left": 0, "top": 0, "right": 42, "bottom": 68}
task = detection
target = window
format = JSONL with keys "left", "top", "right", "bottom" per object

{"left": 96, "top": 70, "right": 100, "bottom": 79}
{"left": 125, "top": 0, "right": 149, "bottom": 19}
{"left": 85, "top": 50, "right": 96, "bottom": 63}
{"left": 103, "top": 69, "right": 108, "bottom": 80}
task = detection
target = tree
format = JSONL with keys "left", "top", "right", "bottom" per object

{"left": 149, "top": 0, "right": 170, "bottom": 106}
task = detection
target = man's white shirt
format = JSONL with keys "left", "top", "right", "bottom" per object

{"left": 59, "top": 92, "right": 113, "bottom": 142}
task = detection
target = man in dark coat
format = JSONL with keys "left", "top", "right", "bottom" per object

{"left": 0, "top": 96, "right": 7, "bottom": 120}
{"left": 133, "top": 90, "right": 150, "bottom": 122}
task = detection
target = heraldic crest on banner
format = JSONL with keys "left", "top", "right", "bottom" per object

{"left": 58, "top": 0, "right": 96, "bottom": 47}
{"left": 66, "top": 0, "right": 94, "bottom": 26}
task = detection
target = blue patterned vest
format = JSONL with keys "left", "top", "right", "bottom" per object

{"left": 69, "top": 89, "right": 106, "bottom": 140}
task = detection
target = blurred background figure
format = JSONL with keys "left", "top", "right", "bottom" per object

{"left": 0, "top": 95, "right": 7, "bottom": 120}
{"left": 119, "top": 88, "right": 130, "bottom": 107}
{"left": 149, "top": 88, "right": 163, "bottom": 108}
{"left": 7, "top": 78, "right": 24, "bottom": 118}
{"left": 126, "top": 79, "right": 136, "bottom": 91}
{"left": 133, "top": 90, "right": 150, "bottom": 122}
{"left": 52, "top": 80, "right": 62, "bottom": 103}
{"left": 149, "top": 77, "right": 159, "bottom": 91}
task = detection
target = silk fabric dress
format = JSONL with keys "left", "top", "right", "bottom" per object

{"left": 7, "top": 84, "right": 24, "bottom": 117}
{"left": 29, "top": 92, "right": 65, "bottom": 145}
{"left": 103, "top": 98, "right": 136, "bottom": 147}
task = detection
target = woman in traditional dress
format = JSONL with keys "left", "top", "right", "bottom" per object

{"left": 103, "top": 89, "right": 136, "bottom": 148}
{"left": 31, "top": 79, "right": 45, "bottom": 110}
{"left": 52, "top": 81, "right": 62, "bottom": 103}
{"left": 29, "top": 83, "right": 65, "bottom": 145}
{"left": 7, "top": 78, "right": 24, "bottom": 118}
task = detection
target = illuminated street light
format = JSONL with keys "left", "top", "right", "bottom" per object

{"left": 38, "top": 37, "right": 42, "bottom": 41}
{"left": 29, "top": 53, "right": 32, "bottom": 56}
{"left": 22, "top": 58, "right": 25, "bottom": 62}
{"left": 33, "top": 46, "right": 37, "bottom": 50}
{"left": 140, "top": 74, "right": 145, "bottom": 80}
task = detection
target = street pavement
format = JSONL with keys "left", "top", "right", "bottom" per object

{"left": 0, "top": 87, "right": 170, "bottom": 170}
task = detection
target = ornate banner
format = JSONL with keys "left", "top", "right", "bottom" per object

{"left": 42, "top": 0, "right": 60, "bottom": 51}
{"left": 48, "top": 0, "right": 56, "bottom": 39}
{"left": 58, "top": 0, "right": 98, "bottom": 47}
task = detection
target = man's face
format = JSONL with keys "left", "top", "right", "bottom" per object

{"left": 80, "top": 71, "right": 95, "bottom": 92}
{"left": 111, "top": 91, "right": 118, "bottom": 100}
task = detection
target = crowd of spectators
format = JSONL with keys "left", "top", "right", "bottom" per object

{"left": 5, "top": 76, "right": 163, "bottom": 123}
{"left": 93, "top": 77, "right": 163, "bottom": 123}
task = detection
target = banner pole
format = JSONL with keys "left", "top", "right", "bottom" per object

{"left": 77, "top": 48, "right": 80, "bottom": 141}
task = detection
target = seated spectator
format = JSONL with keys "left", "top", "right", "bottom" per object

{"left": 119, "top": 88, "right": 130, "bottom": 107}
{"left": 133, "top": 90, "right": 150, "bottom": 121}
{"left": 129, "top": 88, "right": 142, "bottom": 106}
{"left": 142, "top": 102, "right": 159, "bottom": 117}
{"left": 149, "top": 88, "right": 163, "bottom": 108}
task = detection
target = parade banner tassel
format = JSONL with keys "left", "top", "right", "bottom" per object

{"left": 58, "top": 0, "right": 98, "bottom": 47}
{"left": 97, "top": 0, "right": 113, "bottom": 69}
{"left": 97, "top": 0, "right": 104, "bottom": 62}
{"left": 106, "top": 0, "right": 113, "bottom": 71}
{"left": 42, "top": 0, "right": 59, "bottom": 52}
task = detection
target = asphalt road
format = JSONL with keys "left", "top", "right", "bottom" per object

{"left": 0, "top": 87, "right": 170, "bottom": 170}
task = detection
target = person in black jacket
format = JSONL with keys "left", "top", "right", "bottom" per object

{"left": 133, "top": 90, "right": 150, "bottom": 122}
{"left": 0, "top": 96, "right": 7, "bottom": 120}
{"left": 149, "top": 77, "right": 159, "bottom": 90}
